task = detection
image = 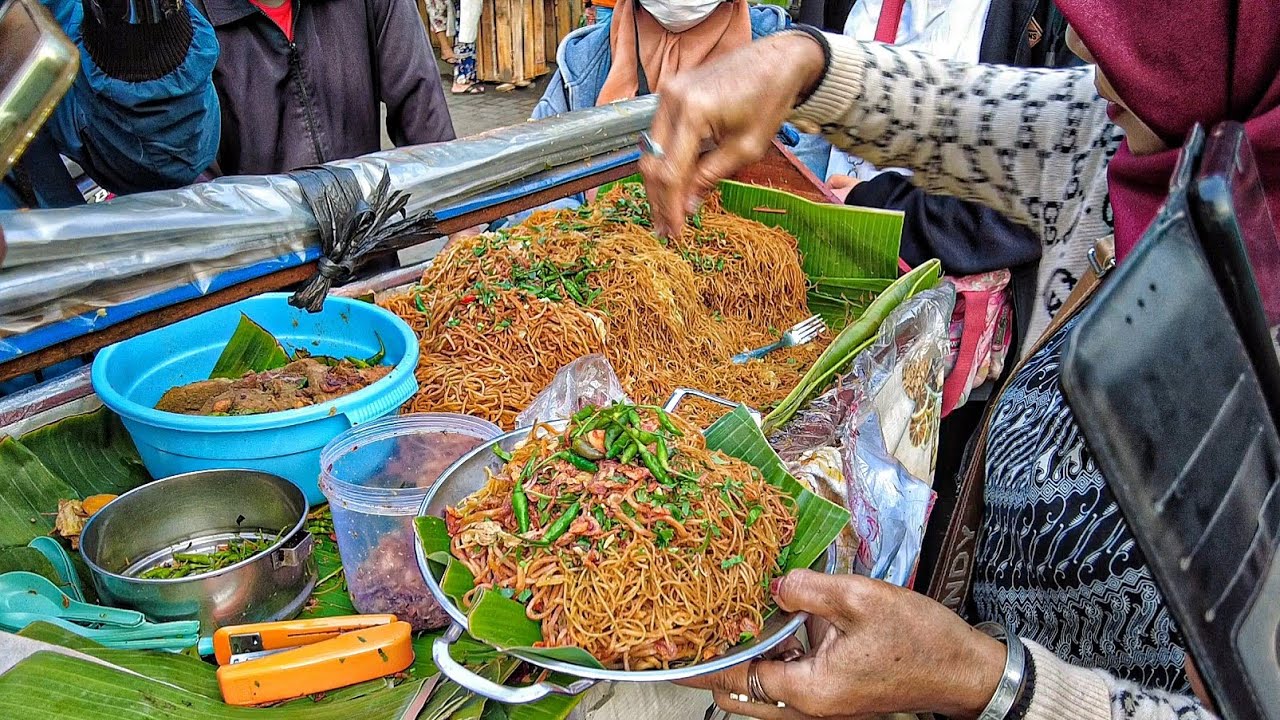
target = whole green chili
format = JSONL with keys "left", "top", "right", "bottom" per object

{"left": 636, "top": 444, "right": 672, "bottom": 485}
{"left": 541, "top": 501, "right": 582, "bottom": 544}
{"left": 604, "top": 425, "right": 623, "bottom": 452}
{"left": 655, "top": 436, "right": 671, "bottom": 470}
{"left": 493, "top": 445, "right": 514, "bottom": 463}
{"left": 618, "top": 442, "right": 640, "bottom": 465}
{"left": 564, "top": 453, "right": 599, "bottom": 473}
{"left": 656, "top": 409, "right": 684, "bottom": 437}
{"left": 606, "top": 434, "right": 629, "bottom": 459}
{"left": 512, "top": 480, "right": 530, "bottom": 533}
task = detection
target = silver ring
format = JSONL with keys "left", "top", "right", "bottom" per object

{"left": 746, "top": 659, "right": 786, "bottom": 708}
{"left": 638, "top": 131, "right": 665, "bottom": 160}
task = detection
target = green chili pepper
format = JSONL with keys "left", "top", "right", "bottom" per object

{"left": 627, "top": 408, "right": 643, "bottom": 428}
{"left": 631, "top": 428, "right": 659, "bottom": 444}
{"left": 635, "top": 444, "right": 672, "bottom": 486}
{"left": 606, "top": 432, "right": 629, "bottom": 459}
{"left": 513, "top": 480, "right": 530, "bottom": 533}
{"left": 604, "top": 425, "right": 624, "bottom": 454}
{"left": 493, "top": 445, "right": 514, "bottom": 463}
{"left": 573, "top": 413, "right": 605, "bottom": 439}
{"left": 656, "top": 409, "right": 684, "bottom": 437}
{"left": 563, "top": 281, "right": 586, "bottom": 305}
{"left": 520, "top": 456, "right": 537, "bottom": 481}
{"left": 618, "top": 442, "right": 640, "bottom": 465}
{"left": 572, "top": 405, "right": 598, "bottom": 422}
{"left": 564, "top": 453, "right": 599, "bottom": 473}
{"left": 655, "top": 436, "right": 670, "bottom": 470}
{"left": 541, "top": 500, "right": 581, "bottom": 544}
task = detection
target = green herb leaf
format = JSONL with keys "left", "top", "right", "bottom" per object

{"left": 209, "top": 313, "right": 289, "bottom": 379}
{"left": 721, "top": 555, "right": 745, "bottom": 570}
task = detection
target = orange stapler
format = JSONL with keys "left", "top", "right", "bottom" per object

{"left": 209, "top": 615, "right": 415, "bottom": 706}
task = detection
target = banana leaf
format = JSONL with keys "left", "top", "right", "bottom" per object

{"left": 716, "top": 180, "right": 902, "bottom": 282}
{"left": 0, "top": 408, "right": 153, "bottom": 584}
{"left": 703, "top": 405, "right": 851, "bottom": 572}
{"left": 0, "top": 436, "right": 79, "bottom": 546}
{"left": 0, "top": 651, "right": 432, "bottom": 719}
{"left": 209, "top": 313, "right": 291, "bottom": 379}
{"left": 0, "top": 547, "right": 59, "bottom": 585}
{"left": 19, "top": 409, "right": 149, "bottom": 497}
{"left": 416, "top": 407, "right": 849, "bottom": 669}
{"left": 764, "top": 259, "right": 944, "bottom": 432}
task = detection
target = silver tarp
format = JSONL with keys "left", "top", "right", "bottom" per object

{"left": 0, "top": 97, "right": 656, "bottom": 335}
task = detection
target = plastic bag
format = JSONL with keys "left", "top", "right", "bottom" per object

{"left": 845, "top": 408, "right": 937, "bottom": 584}
{"left": 515, "top": 354, "right": 630, "bottom": 428}
{"left": 772, "top": 285, "right": 954, "bottom": 585}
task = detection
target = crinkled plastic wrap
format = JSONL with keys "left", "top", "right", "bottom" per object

{"left": 773, "top": 285, "right": 955, "bottom": 586}
{"left": 0, "top": 97, "right": 657, "bottom": 334}
{"left": 515, "top": 354, "right": 631, "bottom": 428}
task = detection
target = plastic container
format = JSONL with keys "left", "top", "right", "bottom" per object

{"left": 91, "top": 293, "right": 419, "bottom": 505}
{"left": 319, "top": 413, "right": 501, "bottom": 630}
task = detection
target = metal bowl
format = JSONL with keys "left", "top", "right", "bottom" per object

{"left": 79, "top": 469, "right": 316, "bottom": 631}
{"left": 414, "top": 420, "right": 836, "bottom": 704}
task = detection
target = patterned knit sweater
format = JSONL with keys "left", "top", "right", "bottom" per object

{"left": 790, "top": 34, "right": 1217, "bottom": 720}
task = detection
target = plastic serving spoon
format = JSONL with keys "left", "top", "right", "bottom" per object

{"left": 0, "top": 611, "right": 197, "bottom": 641}
{"left": 0, "top": 571, "right": 144, "bottom": 627}
{"left": 26, "top": 537, "right": 86, "bottom": 602}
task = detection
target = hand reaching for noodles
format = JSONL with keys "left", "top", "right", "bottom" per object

{"left": 678, "top": 570, "right": 1006, "bottom": 720}
{"left": 639, "top": 33, "right": 828, "bottom": 238}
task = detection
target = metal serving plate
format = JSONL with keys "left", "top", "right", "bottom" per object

{"left": 414, "top": 413, "right": 836, "bottom": 704}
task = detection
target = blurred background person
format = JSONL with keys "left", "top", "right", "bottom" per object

{"left": 1, "top": 0, "right": 219, "bottom": 209}
{"left": 193, "top": 0, "right": 455, "bottom": 175}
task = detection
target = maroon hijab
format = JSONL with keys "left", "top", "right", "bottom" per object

{"left": 1055, "top": 0, "right": 1280, "bottom": 260}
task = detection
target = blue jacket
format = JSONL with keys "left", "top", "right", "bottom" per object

{"left": 1, "top": 0, "right": 220, "bottom": 209}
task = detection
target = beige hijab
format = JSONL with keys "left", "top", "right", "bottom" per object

{"left": 595, "top": 0, "right": 751, "bottom": 106}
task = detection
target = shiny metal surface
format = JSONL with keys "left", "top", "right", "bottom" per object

{"left": 415, "top": 420, "right": 834, "bottom": 694}
{"left": 79, "top": 469, "right": 316, "bottom": 631}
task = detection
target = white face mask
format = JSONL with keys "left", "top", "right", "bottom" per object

{"left": 638, "top": 0, "right": 725, "bottom": 33}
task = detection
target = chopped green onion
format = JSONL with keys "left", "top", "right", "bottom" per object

{"left": 720, "top": 555, "right": 745, "bottom": 570}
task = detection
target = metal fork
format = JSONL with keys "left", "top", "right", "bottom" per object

{"left": 731, "top": 315, "right": 827, "bottom": 364}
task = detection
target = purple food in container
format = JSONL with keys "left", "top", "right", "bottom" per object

{"left": 319, "top": 413, "right": 501, "bottom": 629}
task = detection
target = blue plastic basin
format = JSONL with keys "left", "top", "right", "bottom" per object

{"left": 92, "top": 293, "right": 420, "bottom": 504}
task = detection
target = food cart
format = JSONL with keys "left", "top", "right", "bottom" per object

{"left": 0, "top": 98, "right": 948, "bottom": 719}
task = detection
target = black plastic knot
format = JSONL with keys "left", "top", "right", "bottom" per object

{"left": 284, "top": 165, "right": 433, "bottom": 313}
{"left": 316, "top": 257, "right": 353, "bottom": 282}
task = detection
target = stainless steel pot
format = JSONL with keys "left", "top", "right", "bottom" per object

{"left": 79, "top": 469, "right": 316, "bottom": 631}
{"left": 414, "top": 392, "right": 835, "bottom": 704}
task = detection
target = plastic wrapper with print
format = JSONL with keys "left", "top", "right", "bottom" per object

{"left": 773, "top": 285, "right": 954, "bottom": 587}
{"left": 515, "top": 354, "right": 631, "bottom": 428}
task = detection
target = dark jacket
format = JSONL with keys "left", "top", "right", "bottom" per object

{"left": 1, "top": 0, "right": 220, "bottom": 209}
{"left": 194, "top": 0, "right": 455, "bottom": 176}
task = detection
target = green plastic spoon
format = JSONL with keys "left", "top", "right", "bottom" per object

{"left": 0, "top": 572, "right": 144, "bottom": 627}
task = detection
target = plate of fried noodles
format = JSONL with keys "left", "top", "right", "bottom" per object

{"left": 414, "top": 400, "right": 850, "bottom": 702}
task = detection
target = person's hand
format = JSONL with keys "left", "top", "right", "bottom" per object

{"left": 640, "top": 33, "right": 828, "bottom": 237}
{"left": 827, "top": 174, "right": 861, "bottom": 203}
{"left": 678, "top": 570, "right": 1007, "bottom": 720}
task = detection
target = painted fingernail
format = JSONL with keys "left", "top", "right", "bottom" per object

{"left": 769, "top": 576, "right": 783, "bottom": 597}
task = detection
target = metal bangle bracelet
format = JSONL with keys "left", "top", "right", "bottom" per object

{"left": 976, "top": 624, "right": 1027, "bottom": 720}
